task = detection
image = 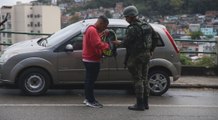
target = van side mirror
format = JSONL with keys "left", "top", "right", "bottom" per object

{"left": 65, "top": 44, "right": 74, "bottom": 52}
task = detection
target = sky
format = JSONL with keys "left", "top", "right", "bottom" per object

{"left": 0, "top": 0, "right": 34, "bottom": 7}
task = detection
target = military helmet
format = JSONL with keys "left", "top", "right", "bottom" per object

{"left": 123, "top": 5, "right": 138, "bottom": 17}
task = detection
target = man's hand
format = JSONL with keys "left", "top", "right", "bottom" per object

{"left": 150, "top": 51, "right": 153, "bottom": 56}
{"left": 112, "top": 40, "right": 122, "bottom": 46}
{"left": 100, "top": 29, "right": 109, "bottom": 38}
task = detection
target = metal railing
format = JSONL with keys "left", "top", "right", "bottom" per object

{"left": 175, "top": 39, "right": 217, "bottom": 54}
{"left": 1, "top": 31, "right": 218, "bottom": 65}
{"left": 175, "top": 37, "right": 218, "bottom": 65}
{"left": 0, "top": 31, "right": 51, "bottom": 46}
{"left": 0, "top": 31, "right": 51, "bottom": 36}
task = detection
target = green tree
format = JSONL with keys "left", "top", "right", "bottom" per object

{"left": 190, "top": 31, "right": 203, "bottom": 39}
{"left": 185, "top": 0, "right": 218, "bottom": 14}
{"left": 180, "top": 54, "right": 192, "bottom": 65}
{"left": 69, "top": 15, "right": 80, "bottom": 24}
{"left": 194, "top": 56, "right": 215, "bottom": 67}
{"left": 37, "top": 0, "right": 218, "bottom": 16}
{"left": 170, "top": 0, "right": 184, "bottom": 13}
{"left": 104, "top": 10, "right": 113, "bottom": 18}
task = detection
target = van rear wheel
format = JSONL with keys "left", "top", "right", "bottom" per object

{"left": 148, "top": 70, "right": 170, "bottom": 96}
{"left": 18, "top": 68, "right": 51, "bottom": 96}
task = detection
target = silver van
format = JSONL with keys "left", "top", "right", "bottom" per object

{"left": 0, "top": 19, "right": 181, "bottom": 96}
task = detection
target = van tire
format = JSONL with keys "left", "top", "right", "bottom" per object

{"left": 18, "top": 68, "right": 51, "bottom": 96}
{"left": 148, "top": 70, "right": 170, "bottom": 96}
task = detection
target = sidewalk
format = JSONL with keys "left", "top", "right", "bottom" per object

{"left": 171, "top": 76, "right": 218, "bottom": 88}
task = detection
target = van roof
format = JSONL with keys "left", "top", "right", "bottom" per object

{"left": 82, "top": 18, "right": 166, "bottom": 30}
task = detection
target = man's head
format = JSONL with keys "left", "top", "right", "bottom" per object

{"left": 95, "top": 15, "right": 109, "bottom": 33}
{"left": 123, "top": 5, "right": 138, "bottom": 23}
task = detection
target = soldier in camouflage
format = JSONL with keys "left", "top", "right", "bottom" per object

{"left": 123, "top": 5, "right": 157, "bottom": 111}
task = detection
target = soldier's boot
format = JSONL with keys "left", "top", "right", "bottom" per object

{"left": 144, "top": 96, "right": 149, "bottom": 110}
{"left": 128, "top": 97, "right": 145, "bottom": 111}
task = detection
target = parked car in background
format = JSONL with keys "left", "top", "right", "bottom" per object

{"left": 0, "top": 19, "right": 181, "bottom": 96}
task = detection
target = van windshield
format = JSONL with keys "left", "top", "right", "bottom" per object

{"left": 45, "top": 21, "right": 84, "bottom": 47}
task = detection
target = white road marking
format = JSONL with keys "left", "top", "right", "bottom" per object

{"left": 0, "top": 104, "right": 217, "bottom": 108}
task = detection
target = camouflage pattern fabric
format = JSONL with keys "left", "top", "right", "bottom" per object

{"left": 124, "top": 19, "right": 152, "bottom": 98}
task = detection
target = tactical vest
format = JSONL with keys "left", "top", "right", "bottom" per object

{"left": 128, "top": 22, "right": 153, "bottom": 54}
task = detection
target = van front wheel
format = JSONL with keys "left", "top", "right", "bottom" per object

{"left": 18, "top": 68, "right": 51, "bottom": 96}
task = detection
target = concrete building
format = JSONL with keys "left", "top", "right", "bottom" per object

{"left": 201, "top": 27, "right": 217, "bottom": 36}
{"left": 0, "top": 3, "right": 61, "bottom": 46}
{"left": 189, "top": 24, "right": 200, "bottom": 32}
{"left": 0, "top": 6, "right": 13, "bottom": 50}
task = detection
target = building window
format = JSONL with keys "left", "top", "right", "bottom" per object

{"left": 35, "top": 14, "right": 41, "bottom": 18}
{"left": 7, "top": 23, "right": 11, "bottom": 29}
{"left": 7, "top": 13, "right": 11, "bottom": 20}
{"left": 7, "top": 33, "right": 12, "bottom": 38}
{"left": 37, "top": 22, "right": 40, "bottom": 27}
{"left": 30, "top": 22, "right": 33, "bottom": 27}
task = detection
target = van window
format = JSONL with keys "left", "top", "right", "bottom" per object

{"left": 109, "top": 27, "right": 164, "bottom": 48}
{"left": 109, "top": 27, "right": 126, "bottom": 48}
{"left": 55, "top": 33, "right": 83, "bottom": 52}
{"left": 156, "top": 32, "right": 164, "bottom": 47}
{"left": 72, "top": 34, "right": 83, "bottom": 50}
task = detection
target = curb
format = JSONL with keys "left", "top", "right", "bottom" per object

{"left": 171, "top": 83, "right": 218, "bottom": 89}
{"left": 1, "top": 82, "right": 218, "bottom": 89}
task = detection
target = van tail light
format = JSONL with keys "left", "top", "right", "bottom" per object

{"left": 163, "top": 28, "right": 179, "bottom": 53}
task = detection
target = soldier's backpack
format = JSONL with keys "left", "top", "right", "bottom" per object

{"left": 101, "top": 29, "right": 117, "bottom": 57}
{"left": 129, "top": 22, "right": 157, "bottom": 53}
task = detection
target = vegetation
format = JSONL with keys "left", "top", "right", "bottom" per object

{"left": 194, "top": 56, "right": 216, "bottom": 67}
{"left": 180, "top": 54, "right": 216, "bottom": 67}
{"left": 190, "top": 31, "right": 203, "bottom": 40}
{"left": 82, "top": 0, "right": 218, "bottom": 16}
{"left": 36, "top": 0, "right": 218, "bottom": 16}
{"left": 180, "top": 54, "right": 192, "bottom": 65}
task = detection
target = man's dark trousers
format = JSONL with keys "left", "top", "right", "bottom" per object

{"left": 83, "top": 62, "right": 100, "bottom": 103}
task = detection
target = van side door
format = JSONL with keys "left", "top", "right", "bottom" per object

{"left": 55, "top": 33, "right": 109, "bottom": 83}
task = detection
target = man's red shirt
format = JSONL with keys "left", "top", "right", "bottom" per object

{"left": 82, "top": 25, "right": 109, "bottom": 62}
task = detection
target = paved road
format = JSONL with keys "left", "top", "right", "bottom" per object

{"left": 0, "top": 88, "right": 218, "bottom": 120}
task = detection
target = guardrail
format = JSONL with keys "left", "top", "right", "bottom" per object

{"left": 1, "top": 31, "right": 218, "bottom": 65}
{"left": 0, "top": 31, "right": 51, "bottom": 46}
{"left": 175, "top": 39, "right": 217, "bottom": 54}
{"left": 0, "top": 31, "right": 51, "bottom": 36}
{"left": 175, "top": 37, "right": 218, "bottom": 65}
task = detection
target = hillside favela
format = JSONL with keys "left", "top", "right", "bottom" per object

{"left": 1, "top": 0, "right": 218, "bottom": 67}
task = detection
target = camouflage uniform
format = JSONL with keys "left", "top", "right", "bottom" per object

{"left": 124, "top": 19, "right": 151, "bottom": 99}
{"left": 123, "top": 5, "right": 158, "bottom": 111}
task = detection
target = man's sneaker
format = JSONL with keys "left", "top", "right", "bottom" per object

{"left": 86, "top": 101, "right": 103, "bottom": 108}
{"left": 83, "top": 99, "right": 88, "bottom": 104}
